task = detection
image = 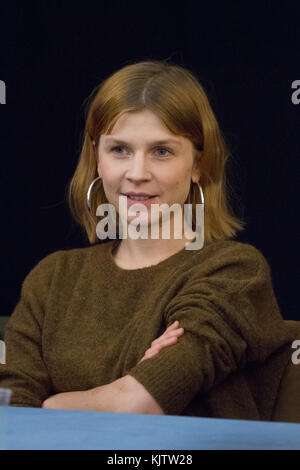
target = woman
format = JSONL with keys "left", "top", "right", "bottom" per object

{"left": 0, "top": 60, "right": 296, "bottom": 418}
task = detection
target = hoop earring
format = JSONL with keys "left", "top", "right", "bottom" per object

{"left": 87, "top": 176, "right": 102, "bottom": 211}
{"left": 185, "top": 180, "right": 205, "bottom": 250}
{"left": 193, "top": 180, "right": 204, "bottom": 205}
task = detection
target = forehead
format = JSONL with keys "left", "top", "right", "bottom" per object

{"left": 101, "top": 110, "right": 186, "bottom": 147}
{"left": 103, "top": 136, "right": 183, "bottom": 147}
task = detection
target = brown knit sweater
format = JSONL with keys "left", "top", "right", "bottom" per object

{"left": 0, "top": 238, "right": 296, "bottom": 418}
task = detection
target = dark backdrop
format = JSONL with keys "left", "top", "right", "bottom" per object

{"left": 0, "top": 1, "right": 299, "bottom": 320}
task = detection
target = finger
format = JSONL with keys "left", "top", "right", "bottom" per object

{"left": 151, "top": 329, "right": 183, "bottom": 348}
{"left": 151, "top": 328, "right": 184, "bottom": 347}
{"left": 138, "top": 350, "right": 155, "bottom": 363}
{"left": 152, "top": 321, "right": 180, "bottom": 345}
{"left": 141, "top": 334, "right": 182, "bottom": 362}
{"left": 148, "top": 335, "right": 180, "bottom": 354}
{"left": 166, "top": 320, "right": 179, "bottom": 332}
{"left": 138, "top": 355, "right": 147, "bottom": 364}
{"left": 158, "top": 321, "right": 179, "bottom": 338}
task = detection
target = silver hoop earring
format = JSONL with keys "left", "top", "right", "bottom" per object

{"left": 184, "top": 180, "right": 205, "bottom": 250}
{"left": 189, "top": 181, "right": 204, "bottom": 206}
{"left": 194, "top": 181, "right": 204, "bottom": 205}
{"left": 87, "top": 176, "right": 102, "bottom": 211}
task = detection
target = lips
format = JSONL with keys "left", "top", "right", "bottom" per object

{"left": 122, "top": 193, "right": 156, "bottom": 197}
{"left": 121, "top": 194, "right": 157, "bottom": 206}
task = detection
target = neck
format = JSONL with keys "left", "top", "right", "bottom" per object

{"left": 113, "top": 228, "right": 196, "bottom": 269}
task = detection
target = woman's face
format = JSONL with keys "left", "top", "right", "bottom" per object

{"left": 96, "top": 109, "right": 200, "bottom": 233}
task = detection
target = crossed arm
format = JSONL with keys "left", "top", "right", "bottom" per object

{"left": 42, "top": 374, "right": 163, "bottom": 414}
{"left": 42, "top": 321, "right": 184, "bottom": 414}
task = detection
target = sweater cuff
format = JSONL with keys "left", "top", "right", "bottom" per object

{"left": 125, "top": 347, "right": 201, "bottom": 416}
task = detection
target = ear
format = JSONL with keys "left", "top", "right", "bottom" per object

{"left": 97, "top": 160, "right": 102, "bottom": 178}
{"left": 192, "top": 151, "right": 202, "bottom": 182}
{"left": 95, "top": 147, "right": 101, "bottom": 176}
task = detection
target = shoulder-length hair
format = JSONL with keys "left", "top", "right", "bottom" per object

{"left": 67, "top": 59, "right": 246, "bottom": 245}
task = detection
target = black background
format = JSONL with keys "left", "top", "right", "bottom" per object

{"left": 0, "top": 0, "right": 299, "bottom": 320}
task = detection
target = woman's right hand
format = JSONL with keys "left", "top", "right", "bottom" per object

{"left": 138, "top": 321, "right": 184, "bottom": 364}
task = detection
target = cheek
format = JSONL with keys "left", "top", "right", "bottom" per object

{"left": 160, "top": 169, "right": 184, "bottom": 188}
{"left": 163, "top": 176, "right": 189, "bottom": 195}
{"left": 173, "top": 172, "right": 192, "bottom": 199}
{"left": 98, "top": 158, "right": 119, "bottom": 182}
{"left": 174, "top": 169, "right": 191, "bottom": 190}
{"left": 174, "top": 180, "right": 181, "bottom": 190}
{"left": 168, "top": 165, "right": 191, "bottom": 185}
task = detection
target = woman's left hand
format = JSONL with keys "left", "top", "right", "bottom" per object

{"left": 138, "top": 320, "right": 184, "bottom": 363}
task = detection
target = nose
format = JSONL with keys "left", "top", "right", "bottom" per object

{"left": 125, "top": 153, "right": 151, "bottom": 182}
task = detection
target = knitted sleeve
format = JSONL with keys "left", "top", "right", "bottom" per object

{"left": 126, "top": 243, "right": 294, "bottom": 416}
{"left": 0, "top": 251, "right": 61, "bottom": 407}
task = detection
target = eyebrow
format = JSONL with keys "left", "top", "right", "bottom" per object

{"left": 104, "top": 137, "right": 182, "bottom": 147}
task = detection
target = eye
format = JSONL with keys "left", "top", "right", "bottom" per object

{"left": 110, "top": 145, "right": 126, "bottom": 154}
{"left": 109, "top": 145, "right": 173, "bottom": 157}
{"left": 154, "top": 146, "right": 173, "bottom": 157}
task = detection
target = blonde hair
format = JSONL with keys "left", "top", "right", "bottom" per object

{"left": 67, "top": 59, "right": 247, "bottom": 245}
